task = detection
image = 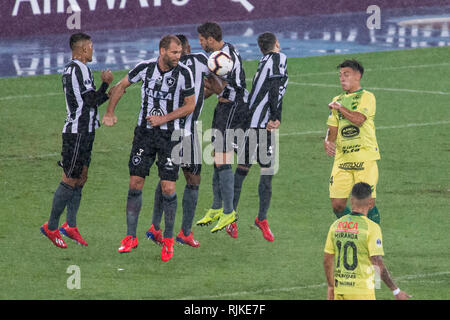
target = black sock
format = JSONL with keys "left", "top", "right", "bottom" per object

{"left": 162, "top": 192, "right": 177, "bottom": 239}
{"left": 48, "top": 182, "right": 74, "bottom": 230}
{"left": 126, "top": 189, "right": 142, "bottom": 237}
{"left": 217, "top": 164, "right": 234, "bottom": 214}
{"left": 66, "top": 186, "right": 82, "bottom": 228}
{"left": 233, "top": 167, "right": 249, "bottom": 211}
{"left": 258, "top": 174, "right": 273, "bottom": 221}
{"left": 182, "top": 184, "right": 199, "bottom": 236}
{"left": 151, "top": 182, "right": 164, "bottom": 230}
{"left": 211, "top": 165, "right": 222, "bottom": 210}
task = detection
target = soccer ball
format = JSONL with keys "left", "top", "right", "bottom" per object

{"left": 207, "top": 51, "right": 233, "bottom": 76}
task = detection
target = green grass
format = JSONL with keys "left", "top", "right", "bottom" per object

{"left": 1, "top": 46, "right": 449, "bottom": 300}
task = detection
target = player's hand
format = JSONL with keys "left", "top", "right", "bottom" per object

{"left": 395, "top": 290, "right": 411, "bottom": 300}
{"left": 266, "top": 120, "right": 280, "bottom": 131}
{"left": 102, "top": 112, "right": 117, "bottom": 126}
{"left": 324, "top": 140, "right": 336, "bottom": 157}
{"left": 328, "top": 101, "right": 342, "bottom": 110}
{"left": 327, "top": 286, "right": 334, "bottom": 300}
{"left": 146, "top": 115, "right": 166, "bottom": 127}
{"left": 101, "top": 69, "right": 114, "bottom": 85}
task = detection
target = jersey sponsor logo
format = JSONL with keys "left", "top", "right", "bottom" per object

{"left": 342, "top": 144, "right": 361, "bottom": 154}
{"left": 336, "top": 221, "right": 359, "bottom": 234}
{"left": 338, "top": 162, "right": 365, "bottom": 171}
{"left": 145, "top": 88, "right": 173, "bottom": 100}
{"left": 149, "top": 107, "right": 165, "bottom": 116}
{"left": 376, "top": 238, "right": 382, "bottom": 247}
{"left": 341, "top": 125, "right": 360, "bottom": 138}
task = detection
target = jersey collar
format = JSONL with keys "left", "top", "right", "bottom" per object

{"left": 350, "top": 211, "right": 365, "bottom": 217}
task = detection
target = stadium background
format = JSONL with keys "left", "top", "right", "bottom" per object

{"left": 1, "top": 0, "right": 449, "bottom": 302}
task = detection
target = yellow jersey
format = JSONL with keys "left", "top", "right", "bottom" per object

{"left": 324, "top": 212, "right": 384, "bottom": 295}
{"left": 327, "top": 89, "right": 380, "bottom": 163}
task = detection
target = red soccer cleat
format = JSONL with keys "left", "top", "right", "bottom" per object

{"left": 225, "top": 222, "right": 238, "bottom": 238}
{"left": 254, "top": 217, "right": 274, "bottom": 242}
{"left": 40, "top": 222, "right": 67, "bottom": 249}
{"left": 176, "top": 230, "right": 200, "bottom": 247}
{"left": 161, "top": 237, "right": 174, "bottom": 261}
{"left": 59, "top": 222, "right": 88, "bottom": 246}
{"left": 146, "top": 224, "right": 163, "bottom": 245}
{"left": 118, "top": 235, "right": 138, "bottom": 253}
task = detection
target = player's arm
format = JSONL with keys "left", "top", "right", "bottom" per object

{"left": 82, "top": 69, "right": 113, "bottom": 108}
{"left": 324, "top": 125, "right": 338, "bottom": 157}
{"left": 370, "top": 255, "right": 411, "bottom": 300}
{"left": 323, "top": 253, "right": 335, "bottom": 300}
{"left": 102, "top": 75, "right": 132, "bottom": 127}
{"left": 266, "top": 77, "right": 284, "bottom": 131}
{"left": 204, "top": 74, "right": 227, "bottom": 98}
{"left": 328, "top": 101, "right": 366, "bottom": 127}
{"left": 147, "top": 94, "right": 195, "bottom": 127}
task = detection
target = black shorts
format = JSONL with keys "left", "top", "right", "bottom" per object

{"left": 179, "top": 130, "right": 202, "bottom": 176}
{"left": 59, "top": 133, "right": 95, "bottom": 179}
{"left": 237, "top": 128, "right": 277, "bottom": 169}
{"left": 211, "top": 101, "right": 249, "bottom": 153}
{"left": 128, "top": 126, "right": 180, "bottom": 181}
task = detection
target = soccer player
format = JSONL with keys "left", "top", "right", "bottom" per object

{"left": 102, "top": 35, "right": 195, "bottom": 261}
{"left": 227, "top": 32, "right": 288, "bottom": 241}
{"left": 40, "top": 32, "right": 113, "bottom": 248}
{"left": 147, "top": 34, "right": 210, "bottom": 248}
{"left": 323, "top": 182, "right": 410, "bottom": 300}
{"left": 195, "top": 21, "right": 249, "bottom": 233}
{"left": 324, "top": 59, "right": 381, "bottom": 224}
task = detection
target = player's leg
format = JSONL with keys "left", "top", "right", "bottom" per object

{"left": 355, "top": 160, "right": 380, "bottom": 224}
{"left": 147, "top": 180, "right": 164, "bottom": 243}
{"left": 176, "top": 168, "right": 201, "bottom": 247}
{"left": 329, "top": 162, "right": 353, "bottom": 218}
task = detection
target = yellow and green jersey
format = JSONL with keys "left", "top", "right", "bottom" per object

{"left": 327, "top": 89, "right": 380, "bottom": 163}
{"left": 324, "top": 212, "right": 384, "bottom": 295}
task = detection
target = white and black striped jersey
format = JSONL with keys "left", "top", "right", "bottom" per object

{"left": 128, "top": 58, "right": 195, "bottom": 131}
{"left": 62, "top": 59, "right": 108, "bottom": 134}
{"left": 248, "top": 52, "right": 288, "bottom": 129}
{"left": 179, "top": 52, "right": 210, "bottom": 136}
{"left": 219, "top": 42, "right": 249, "bottom": 104}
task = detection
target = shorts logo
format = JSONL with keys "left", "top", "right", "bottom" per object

{"left": 132, "top": 148, "right": 144, "bottom": 166}
{"left": 338, "top": 162, "right": 364, "bottom": 170}
{"left": 341, "top": 125, "right": 360, "bottom": 138}
{"left": 165, "top": 157, "right": 174, "bottom": 170}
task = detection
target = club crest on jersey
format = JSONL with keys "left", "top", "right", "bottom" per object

{"left": 165, "top": 77, "right": 175, "bottom": 87}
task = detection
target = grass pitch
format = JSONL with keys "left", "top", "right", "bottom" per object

{"left": 0, "top": 46, "right": 449, "bottom": 300}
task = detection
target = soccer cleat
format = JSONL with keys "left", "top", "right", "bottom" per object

{"left": 176, "top": 230, "right": 200, "bottom": 247}
{"left": 211, "top": 210, "right": 237, "bottom": 233}
{"left": 40, "top": 222, "right": 67, "bottom": 249}
{"left": 59, "top": 222, "right": 88, "bottom": 246}
{"left": 118, "top": 235, "right": 138, "bottom": 253}
{"left": 196, "top": 208, "right": 223, "bottom": 226}
{"left": 146, "top": 224, "right": 163, "bottom": 245}
{"left": 254, "top": 217, "right": 274, "bottom": 242}
{"left": 161, "top": 237, "right": 174, "bottom": 261}
{"left": 225, "top": 222, "right": 238, "bottom": 238}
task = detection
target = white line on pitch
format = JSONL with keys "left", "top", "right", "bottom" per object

{"left": 289, "top": 81, "right": 450, "bottom": 95}
{"left": 178, "top": 271, "right": 450, "bottom": 300}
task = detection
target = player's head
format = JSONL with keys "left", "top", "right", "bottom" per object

{"left": 197, "top": 22, "right": 223, "bottom": 53}
{"left": 257, "top": 32, "right": 280, "bottom": 55}
{"left": 70, "top": 33, "right": 93, "bottom": 62}
{"left": 176, "top": 34, "right": 191, "bottom": 56}
{"left": 159, "top": 35, "right": 182, "bottom": 69}
{"left": 350, "top": 182, "right": 373, "bottom": 213}
{"left": 337, "top": 59, "right": 364, "bottom": 92}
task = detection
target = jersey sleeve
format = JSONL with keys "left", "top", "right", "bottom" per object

{"left": 357, "top": 92, "right": 376, "bottom": 119}
{"left": 324, "top": 224, "right": 335, "bottom": 254}
{"left": 181, "top": 66, "right": 195, "bottom": 97}
{"left": 367, "top": 222, "right": 384, "bottom": 257}
{"left": 128, "top": 61, "right": 148, "bottom": 84}
{"left": 74, "top": 64, "right": 94, "bottom": 95}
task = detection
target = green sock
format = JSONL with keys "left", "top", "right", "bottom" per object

{"left": 334, "top": 206, "right": 351, "bottom": 219}
{"left": 368, "top": 206, "right": 380, "bottom": 225}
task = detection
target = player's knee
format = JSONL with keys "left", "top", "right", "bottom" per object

{"left": 129, "top": 176, "right": 145, "bottom": 190}
{"left": 331, "top": 200, "right": 347, "bottom": 213}
{"left": 161, "top": 181, "right": 176, "bottom": 195}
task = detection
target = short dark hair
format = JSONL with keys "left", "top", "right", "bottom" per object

{"left": 257, "top": 32, "right": 277, "bottom": 55}
{"left": 159, "top": 34, "right": 181, "bottom": 50}
{"left": 338, "top": 59, "right": 364, "bottom": 77}
{"left": 175, "top": 34, "right": 189, "bottom": 48}
{"left": 351, "top": 182, "right": 372, "bottom": 200}
{"left": 69, "top": 32, "right": 91, "bottom": 50}
{"left": 197, "top": 22, "right": 222, "bottom": 41}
